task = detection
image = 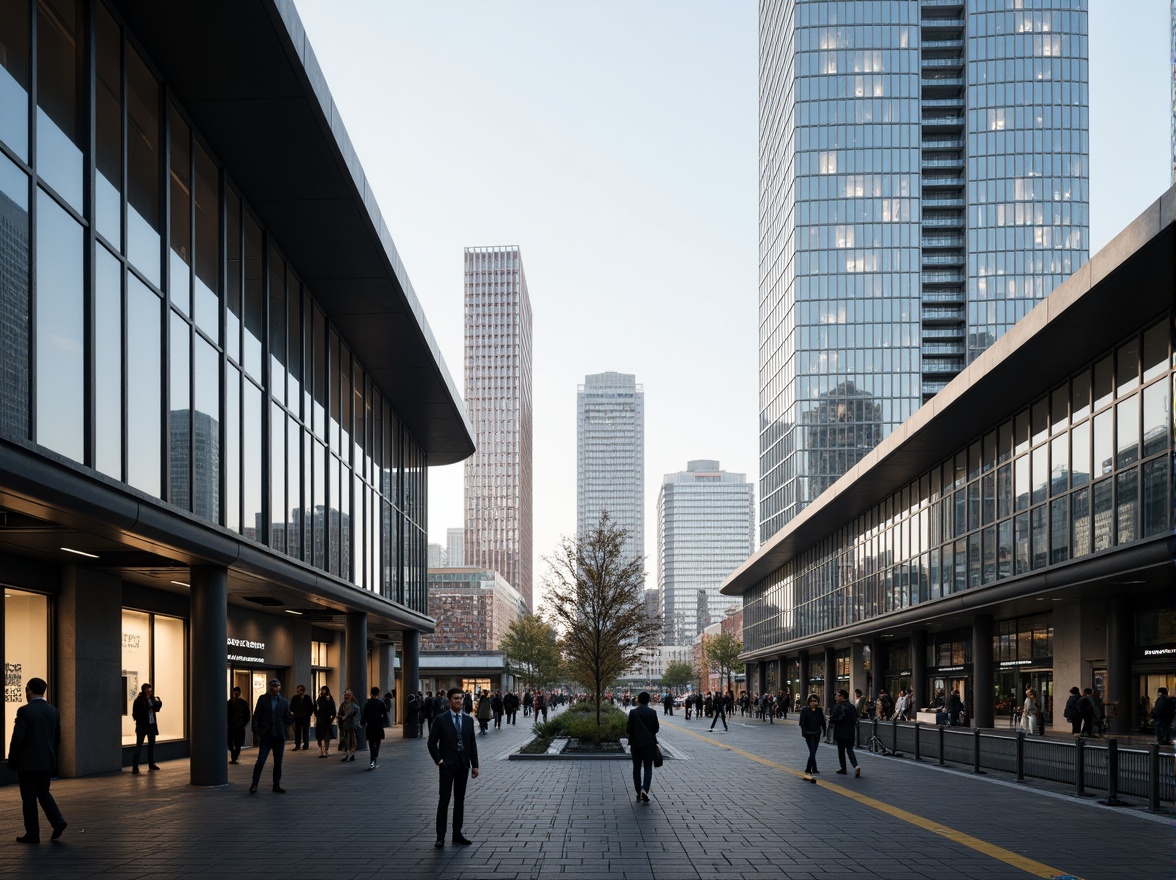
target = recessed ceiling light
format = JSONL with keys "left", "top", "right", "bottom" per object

{"left": 285, "top": 609, "right": 303, "bottom": 615}
{"left": 60, "top": 546, "right": 99, "bottom": 559}
{"left": 170, "top": 580, "right": 190, "bottom": 587}
{"left": 1036, "top": 597, "right": 1045, "bottom": 601}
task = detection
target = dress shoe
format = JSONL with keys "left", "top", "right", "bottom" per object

{"left": 835, "top": 769, "right": 847, "bottom": 774}
{"left": 15, "top": 835, "right": 39, "bottom": 844}
{"left": 131, "top": 767, "right": 139, "bottom": 774}
{"left": 452, "top": 835, "right": 473, "bottom": 846}
{"left": 148, "top": 764, "right": 161, "bottom": 771}
{"left": 272, "top": 786, "right": 286, "bottom": 793}
{"left": 341, "top": 756, "right": 350, "bottom": 762}
{"left": 51, "top": 822, "right": 67, "bottom": 840}
{"left": 229, "top": 760, "right": 238, "bottom": 765}
{"left": 248, "top": 784, "right": 257, "bottom": 794}
{"left": 639, "top": 791, "right": 650, "bottom": 803}
{"left": 434, "top": 839, "right": 445, "bottom": 849}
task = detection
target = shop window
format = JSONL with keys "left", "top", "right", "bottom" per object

{"left": 4, "top": 589, "right": 49, "bottom": 729}
{"left": 121, "top": 609, "right": 185, "bottom": 744}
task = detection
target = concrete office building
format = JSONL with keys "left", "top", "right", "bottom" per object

{"left": 657, "top": 461, "right": 755, "bottom": 645}
{"left": 421, "top": 568, "right": 526, "bottom": 653}
{"left": 463, "top": 246, "right": 534, "bottom": 610}
{"left": 0, "top": 0, "right": 474, "bottom": 786}
{"left": 577, "top": 371, "right": 644, "bottom": 562}
{"left": 726, "top": 189, "right": 1175, "bottom": 735}
{"left": 446, "top": 526, "right": 465, "bottom": 567}
{"left": 758, "top": 0, "right": 1089, "bottom": 538}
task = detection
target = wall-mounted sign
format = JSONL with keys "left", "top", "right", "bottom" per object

{"left": 227, "top": 637, "right": 266, "bottom": 665}
{"left": 1000, "top": 659, "right": 1031, "bottom": 667}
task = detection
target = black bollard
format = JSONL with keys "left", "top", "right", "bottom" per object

{"left": 1148, "top": 743, "right": 1161, "bottom": 812}
{"left": 914, "top": 721, "right": 921, "bottom": 761}
{"left": 1099, "top": 738, "right": 1126, "bottom": 806}
{"left": 938, "top": 724, "right": 945, "bottom": 766}
{"left": 1075, "top": 736, "right": 1087, "bottom": 796}
{"left": 1015, "top": 728, "right": 1025, "bottom": 781}
{"left": 972, "top": 727, "right": 985, "bottom": 775}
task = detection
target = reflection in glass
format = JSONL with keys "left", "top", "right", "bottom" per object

{"left": 997, "top": 518, "right": 1012, "bottom": 579}
{"left": 1050, "top": 434, "right": 1068, "bottom": 496}
{"left": 1116, "top": 337, "right": 1139, "bottom": 396}
{"left": 1070, "top": 419, "right": 1090, "bottom": 487}
{"left": 95, "top": 246, "right": 122, "bottom": 478}
{"left": 1049, "top": 497, "right": 1068, "bottom": 564}
{"left": 1142, "top": 381, "right": 1169, "bottom": 458}
{"left": 287, "top": 283, "right": 301, "bottom": 411}
{"left": 268, "top": 246, "right": 285, "bottom": 398}
{"left": 127, "top": 46, "right": 160, "bottom": 287}
{"left": 127, "top": 276, "right": 161, "bottom": 496}
{"left": 313, "top": 305, "right": 326, "bottom": 439}
{"left": 1071, "top": 487, "right": 1090, "bottom": 558}
{"left": 193, "top": 336, "right": 220, "bottom": 522}
{"left": 1092, "top": 410, "right": 1112, "bottom": 478}
{"left": 95, "top": 3, "right": 121, "bottom": 248}
{"left": 193, "top": 144, "right": 219, "bottom": 343}
{"left": 1142, "top": 321, "right": 1168, "bottom": 383}
{"left": 269, "top": 401, "right": 284, "bottom": 553}
{"left": 287, "top": 415, "right": 300, "bottom": 560}
{"left": 1115, "top": 396, "right": 1139, "bottom": 469}
{"left": 242, "top": 213, "right": 262, "bottom": 380}
{"left": 1030, "top": 505, "right": 1047, "bottom": 570}
{"left": 169, "top": 107, "right": 191, "bottom": 316}
{"left": 35, "top": 0, "right": 82, "bottom": 210}
{"left": 35, "top": 188, "right": 83, "bottom": 462}
{"left": 1141, "top": 459, "right": 1168, "bottom": 537}
{"left": 225, "top": 189, "right": 241, "bottom": 362}
{"left": 225, "top": 365, "right": 240, "bottom": 532}
{"left": 1116, "top": 468, "right": 1137, "bottom": 545}
{"left": 302, "top": 432, "right": 312, "bottom": 561}
{"left": 1092, "top": 479, "right": 1112, "bottom": 552}
{"left": 0, "top": 154, "right": 30, "bottom": 440}
{"left": 169, "top": 310, "right": 190, "bottom": 508}
{"left": 1014, "top": 513, "right": 1029, "bottom": 575}
{"left": 313, "top": 439, "right": 325, "bottom": 567}
{"left": 243, "top": 380, "right": 261, "bottom": 541}
{"left": 0, "top": 0, "right": 30, "bottom": 159}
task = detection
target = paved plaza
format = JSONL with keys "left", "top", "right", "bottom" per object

{"left": 0, "top": 708, "right": 1168, "bottom": 880}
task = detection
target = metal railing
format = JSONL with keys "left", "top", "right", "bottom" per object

{"left": 855, "top": 719, "right": 1175, "bottom": 808}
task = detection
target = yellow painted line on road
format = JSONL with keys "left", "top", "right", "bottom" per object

{"left": 667, "top": 724, "right": 1083, "bottom": 880}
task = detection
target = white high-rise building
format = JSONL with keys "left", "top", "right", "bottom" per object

{"left": 446, "top": 527, "right": 465, "bottom": 568}
{"left": 463, "top": 246, "right": 533, "bottom": 609}
{"left": 576, "top": 372, "right": 644, "bottom": 564}
{"left": 657, "top": 460, "right": 754, "bottom": 645}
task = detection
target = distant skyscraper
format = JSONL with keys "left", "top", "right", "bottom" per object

{"left": 576, "top": 372, "right": 644, "bottom": 563}
{"left": 657, "top": 460, "right": 755, "bottom": 645}
{"left": 463, "top": 246, "right": 533, "bottom": 609}
{"left": 427, "top": 542, "right": 447, "bottom": 568}
{"left": 446, "top": 527, "right": 465, "bottom": 567}
{"left": 758, "top": 0, "right": 1089, "bottom": 540}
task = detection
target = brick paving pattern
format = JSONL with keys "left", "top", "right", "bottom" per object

{"left": 0, "top": 708, "right": 1166, "bottom": 879}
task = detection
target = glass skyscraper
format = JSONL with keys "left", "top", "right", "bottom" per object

{"left": 758, "top": 0, "right": 1089, "bottom": 541}
{"left": 463, "top": 246, "right": 534, "bottom": 610}
{"left": 657, "top": 461, "right": 755, "bottom": 645}
{"left": 576, "top": 372, "right": 644, "bottom": 564}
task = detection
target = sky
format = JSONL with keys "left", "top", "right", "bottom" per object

{"left": 292, "top": 1, "right": 1171, "bottom": 608}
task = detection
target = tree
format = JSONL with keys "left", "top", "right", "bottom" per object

{"left": 660, "top": 660, "right": 694, "bottom": 691}
{"left": 704, "top": 630, "right": 744, "bottom": 697}
{"left": 499, "top": 614, "right": 563, "bottom": 691}
{"left": 544, "top": 512, "right": 661, "bottom": 737}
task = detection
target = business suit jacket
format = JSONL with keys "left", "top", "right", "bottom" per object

{"left": 131, "top": 694, "right": 163, "bottom": 735}
{"left": 626, "top": 704, "right": 660, "bottom": 747}
{"left": 8, "top": 698, "right": 61, "bottom": 774}
{"left": 251, "top": 694, "right": 293, "bottom": 740}
{"left": 428, "top": 710, "right": 478, "bottom": 771}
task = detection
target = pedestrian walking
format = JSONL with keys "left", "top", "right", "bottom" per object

{"left": 1151, "top": 686, "right": 1173, "bottom": 745}
{"left": 626, "top": 691, "right": 660, "bottom": 803}
{"left": 1021, "top": 688, "right": 1040, "bottom": 735}
{"left": 709, "top": 692, "right": 729, "bottom": 732}
{"left": 475, "top": 691, "right": 492, "bottom": 735}
{"left": 130, "top": 683, "right": 163, "bottom": 773}
{"left": 7, "top": 677, "right": 67, "bottom": 844}
{"left": 249, "top": 678, "right": 292, "bottom": 794}
{"left": 313, "top": 686, "right": 336, "bottom": 757}
{"left": 830, "top": 689, "right": 860, "bottom": 777}
{"left": 337, "top": 689, "right": 359, "bottom": 761}
{"left": 227, "top": 685, "right": 251, "bottom": 764}
{"left": 1079, "top": 688, "right": 1102, "bottom": 737}
{"left": 799, "top": 694, "right": 826, "bottom": 775}
{"left": 289, "top": 684, "right": 313, "bottom": 751}
{"left": 1063, "top": 686, "right": 1082, "bottom": 735}
{"left": 491, "top": 690, "right": 504, "bottom": 729}
{"left": 428, "top": 688, "right": 479, "bottom": 847}
{"left": 362, "top": 687, "right": 389, "bottom": 769}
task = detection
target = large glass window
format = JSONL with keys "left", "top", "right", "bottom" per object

{"left": 0, "top": 154, "right": 30, "bottom": 440}
{"left": 193, "top": 336, "right": 220, "bottom": 522}
{"left": 193, "top": 143, "right": 219, "bottom": 343}
{"left": 126, "top": 45, "right": 160, "bottom": 287}
{"left": 168, "top": 106, "right": 191, "bottom": 316}
{"left": 0, "top": 0, "right": 30, "bottom": 160}
{"left": 95, "top": 246, "right": 122, "bottom": 479}
{"left": 127, "top": 275, "right": 162, "bottom": 496}
{"left": 35, "top": 187, "right": 83, "bottom": 462}
{"left": 94, "top": 1, "right": 121, "bottom": 248}
{"left": 169, "top": 310, "right": 190, "bottom": 508}
{"left": 4, "top": 588, "right": 49, "bottom": 731}
{"left": 121, "top": 609, "right": 185, "bottom": 744}
{"left": 242, "top": 214, "right": 263, "bottom": 381}
{"left": 35, "top": 0, "right": 83, "bottom": 210}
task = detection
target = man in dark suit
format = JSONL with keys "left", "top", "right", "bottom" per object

{"left": 427, "top": 688, "right": 479, "bottom": 847}
{"left": 626, "top": 691, "right": 660, "bottom": 803}
{"left": 227, "top": 686, "right": 251, "bottom": 764}
{"left": 249, "top": 678, "right": 293, "bottom": 794}
{"left": 7, "top": 677, "right": 66, "bottom": 843}
{"left": 131, "top": 682, "right": 163, "bottom": 773}
{"left": 289, "top": 684, "right": 314, "bottom": 751}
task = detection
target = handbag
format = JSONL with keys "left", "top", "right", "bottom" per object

{"left": 653, "top": 744, "right": 664, "bottom": 768}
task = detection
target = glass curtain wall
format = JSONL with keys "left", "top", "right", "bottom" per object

{"left": 0, "top": 1, "right": 427, "bottom": 613}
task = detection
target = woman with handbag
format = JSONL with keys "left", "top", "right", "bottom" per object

{"left": 626, "top": 691, "right": 661, "bottom": 803}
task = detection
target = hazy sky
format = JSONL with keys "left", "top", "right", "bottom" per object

{"left": 292, "top": 1, "right": 1170, "bottom": 605}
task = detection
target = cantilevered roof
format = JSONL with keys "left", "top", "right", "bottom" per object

{"left": 110, "top": 0, "right": 474, "bottom": 465}
{"left": 723, "top": 185, "right": 1176, "bottom": 596}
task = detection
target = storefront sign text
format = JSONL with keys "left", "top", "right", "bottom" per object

{"left": 1143, "top": 647, "right": 1176, "bottom": 656}
{"left": 227, "top": 637, "right": 266, "bottom": 664}
{"left": 1000, "top": 660, "right": 1030, "bottom": 667}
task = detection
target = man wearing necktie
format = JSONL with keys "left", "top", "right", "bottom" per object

{"left": 427, "top": 688, "right": 479, "bottom": 848}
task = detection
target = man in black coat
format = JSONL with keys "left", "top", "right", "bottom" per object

{"left": 7, "top": 677, "right": 66, "bottom": 843}
{"left": 830, "top": 689, "right": 860, "bottom": 777}
{"left": 131, "top": 682, "right": 163, "bottom": 773}
{"left": 249, "top": 678, "right": 293, "bottom": 794}
{"left": 427, "top": 688, "right": 480, "bottom": 848}
{"left": 626, "top": 691, "right": 660, "bottom": 802}
{"left": 362, "top": 687, "right": 389, "bottom": 769}
{"left": 227, "top": 686, "right": 251, "bottom": 764}
{"left": 289, "top": 684, "right": 314, "bottom": 751}
{"left": 1152, "top": 687, "right": 1173, "bottom": 745}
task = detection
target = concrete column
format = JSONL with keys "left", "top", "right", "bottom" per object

{"left": 291, "top": 620, "right": 312, "bottom": 693}
{"left": 972, "top": 614, "right": 994, "bottom": 729}
{"left": 823, "top": 645, "right": 836, "bottom": 706}
{"left": 57, "top": 567, "right": 122, "bottom": 777}
{"left": 757, "top": 662, "right": 766, "bottom": 695}
{"left": 190, "top": 566, "right": 228, "bottom": 787}
{"left": 345, "top": 611, "right": 368, "bottom": 698}
{"left": 798, "top": 651, "right": 810, "bottom": 698}
{"left": 1105, "top": 594, "right": 1132, "bottom": 735}
{"left": 851, "top": 643, "right": 868, "bottom": 702}
{"left": 870, "top": 637, "right": 885, "bottom": 700}
{"left": 402, "top": 630, "right": 420, "bottom": 738}
{"left": 375, "top": 643, "right": 395, "bottom": 724}
{"left": 911, "top": 629, "right": 928, "bottom": 710}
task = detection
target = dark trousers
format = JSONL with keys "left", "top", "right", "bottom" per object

{"left": 710, "top": 706, "right": 728, "bottom": 730}
{"left": 804, "top": 734, "right": 821, "bottom": 773}
{"left": 630, "top": 743, "right": 655, "bottom": 794}
{"left": 436, "top": 762, "right": 470, "bottom": 839}
{"left": 292, "top": 717, "right": 310, "bottom": 749}
{"left": 251, "top": 735, "right": 285, "bottom": 788}
{"left": 505, "top": 710, "right": 517, "bottom": 724}
{"left": 494, "top": 711, "right": 503, "bottom": 729}
{"left": 132, "top": 729, "right": 155, "bottom": 768}
{"left": 18, "top": 771, "right": 64, "bottom": 839}
{"left": 228, "top": 727, "right": 246, "bottom": 762}
{"left": 836, "top": 737, "right": 858, "bottom": 770}
{"left": 367, "top": 737, "right": 382, "bottom": 762}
